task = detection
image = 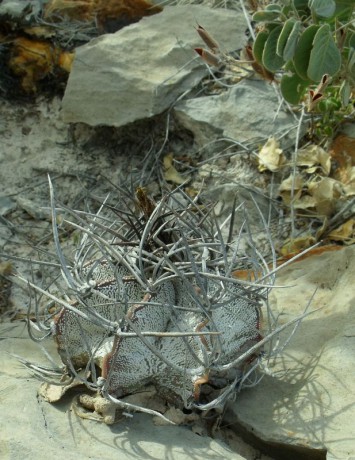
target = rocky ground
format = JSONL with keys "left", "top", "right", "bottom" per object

{"left": 1, "top": 2, "right": 355, "bottom": 460}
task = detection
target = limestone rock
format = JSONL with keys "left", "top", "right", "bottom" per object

{"left": 226, "top": 245, "right": 355, "bottom": 460}
{"left": 62, "top": 6, "right": 247, "bottom": 127}
{"left": 174, "top": 79, "right": 298, "bottom": 147}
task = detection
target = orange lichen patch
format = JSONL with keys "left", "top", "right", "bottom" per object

{"left": 233, "top": 268, "right": 258, "bottom": 282}
{"left": 44, "top": 0, "right": 162, "bottom": 26}
{"left": 276, "top": 244, "right": 342, "bottom": 264}
{"left": 233, "top": 244, "right": 342, "bottom": 280}
{"left": 8, "top": 37, "right": 74, "bottom": 92}
{"left": 193, "top": 373, "right": 209, "bottom": 400}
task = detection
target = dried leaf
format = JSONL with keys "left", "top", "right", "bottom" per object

{"left": 8, "top": 37, "right": 74, "bottom": 92}
{"left": 258, "top": 137, "right": 285, "bottom": 172}
{"left": 308, "top": 177, "right": 343, "bottom": 216}
{"left": 292, "top": 194, "right": 317, "bottom": 210}
{"left": 297, "top": 144, "right": 331, "bottom": 175}
{"left": 39, "top": 379, "right": 83, "bottom": 402}
{"left": 343, "top": 168, "right": 355, "bottom": 196}
{"left": 23, "top": 26, "right": 56, "bottom": 39}
{"left": 278, "top": 174, "right": 304, "bottom": 205}
{"left": 328, "top": 218, "right": 355, "bottom": 244}
{"left": 329, "top": 134, "right": 355, "bottom": 196}
{"left": 163, "top": 154, "right": 186, "bottom": 185}
{"left": 44, "top": 0, "right": 162, "bottom": 28}
{"left": 280, "top": 235, "right": 316, "bottom": 257}
{"left": 279, "top": 174, "right": 304, "bottom": 192}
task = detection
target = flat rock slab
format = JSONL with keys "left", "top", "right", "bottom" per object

{"left": 227, "top": 245, "right": 355, "bottom": 460}
{"left": 174, "top": 79, "right": 298, "bottom": 147}
{"left": 0, "top": 323, "right": 242, "bottom": 460}
{"left": 62, "top": 5, "right": 247, "bottom": 127}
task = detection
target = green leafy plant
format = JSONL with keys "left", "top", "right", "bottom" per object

{"left": 252, "top": 0, "right": 355, "bottom": 123}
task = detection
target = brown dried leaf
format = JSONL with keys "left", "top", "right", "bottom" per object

{"left": 44, "top": 0, "right": 93, "bottom": 21}
{"left": 8, "top": 37, "right": 74, "bottom": 92}
{"left": 330, "top": 134, "right": 355, "bottom": 184}
{"left": 44, "top": 0, "right": 162, "bottom": 27}
{"left": 258, "top": 137, "right": 285, "bottom": 172}
{"left": 23, "top": 26, "right": 56, "bottom": 39}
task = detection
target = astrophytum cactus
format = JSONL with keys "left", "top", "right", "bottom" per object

{"left": 22, "top": 180, "right": 281, "bottom": 421}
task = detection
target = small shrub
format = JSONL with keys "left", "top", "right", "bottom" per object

{"left": 252, "top": 0, "right": 355, "bottom": 134}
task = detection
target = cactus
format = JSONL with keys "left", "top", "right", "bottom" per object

{"left": 19, "top": 178, "right": 291, "bottom": 422}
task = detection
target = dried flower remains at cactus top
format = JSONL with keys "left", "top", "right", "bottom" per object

{"left": 21, "top": 180, "right": 284, "bottom": 421}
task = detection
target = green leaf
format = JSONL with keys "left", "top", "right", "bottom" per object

{"left": 307, "top": 24, "right": 341, "bottom": 81}
{"left": 309, "top": 0, "right": 336, "bottom": 17}
{"left": 253, "top": 30, "right": 269, "bottom": 65}
{"left": 293, "top": 25, "right": 319, "bottom": 80}
{"left": 276, "top": 18, "right": 296, "bottom": 57}
{"left": 265, "top": 22, "right": 283, "bottom": 33}
{"left": 283, "top": 21, "right": 302, "bottom": 61}
{"left": 253, "top": 10, "right": 281, "bottom": 21}
{"left": 265, "top": 3, "right": 282, "bottom": 12}
{"left": 280, "top": 72, "right": 309, "bottom": 104}
{"left": 340, "top": 80, "right": 351, "bottom": 106}
{"left": 334, "top": 0, "right": 355, "bottom": 21}
{"left": 345, "top": 31, "right": 355, "bottom": 50}
{"left": 348, "top": 48, "right": 355, "bottom": 72}
{"left": 262, "top": 25, "right": 284, "bottom": 72}
{"left": 293, "top": 0, "right": 310, "bottom": 18}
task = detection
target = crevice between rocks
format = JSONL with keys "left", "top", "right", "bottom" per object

{"left": 225, "top": 419, "right": 327, "bottom": 460}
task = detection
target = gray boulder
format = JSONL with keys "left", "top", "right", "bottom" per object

{"left": 61, "top": 5, "right": 247, "bottom": 127}
{"left": 226, "top": 245, "right": 355, "bottom": 460}
{"left": 174, "top": 79, "right": 299, "bottom": 147}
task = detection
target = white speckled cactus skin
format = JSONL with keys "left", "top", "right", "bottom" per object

{"left": 28, "top": 185, "right": 273, "bottom": 414}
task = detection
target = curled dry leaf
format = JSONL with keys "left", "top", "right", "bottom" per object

{"left": 163, "top": 153, "right": 186, "bottom": 185}
{"left": 39, "top": 378, "right": 84, "bottom": 403}
{"left": 278, "top": 174, "right": 304, "bottom": 205}
{"left": 258, "top": 137, "right": 285, "bottom": 172}
{"left": 297, "top": 144, "right": 331, "bottom": 175}
{"left": 328, "top": 218, "right": 355, "bottom": 245}
{"left": 279, "top": 174, "right": 344, "bottom": 216}
{"left": 308, "top": 177, "right": 343, "bottom": 217}
{"left": 292, "top": 194, "right": 317, "bottom": 211}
